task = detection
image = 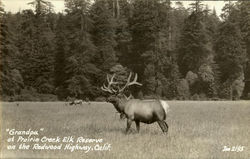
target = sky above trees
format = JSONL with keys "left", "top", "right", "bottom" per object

{"left": 2, "top": 0, "right": 227, "bottom": 16}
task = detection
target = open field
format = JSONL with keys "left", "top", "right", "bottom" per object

{"left": 0, "top": 101, "right": 249, "bottom": 159}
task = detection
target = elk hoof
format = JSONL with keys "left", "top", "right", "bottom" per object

{"left": 120, "top": 114, "right": 126, "bottom": 120}
{"left": 125, "top": 129, "right": 132, "bottom": 134}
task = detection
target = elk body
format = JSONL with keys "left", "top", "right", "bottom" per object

{"left": 102, "top": 73, "right": 169, "bottom": 134}
{"left": 69, "top": 99, "right": 83, "bottom": 106}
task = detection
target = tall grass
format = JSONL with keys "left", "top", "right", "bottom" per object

{"left": 0, "top": 101, "right": 249, "bottom": 159}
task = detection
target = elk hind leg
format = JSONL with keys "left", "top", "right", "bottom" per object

{"left": 157, "top": 121, "right": 165, "bottom": 132}
{"left": 135, "top": 120, "right": 140, "bottom": 133}
{"left": 157, "top": 121, "right": 168, "bottom": 134}
{"left": 162, "top": 121, "right": 168, "bottom": 133}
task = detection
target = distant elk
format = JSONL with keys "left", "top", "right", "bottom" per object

{"left": 69, "top": 99, "right": 84, "bottom": 106}
{"left": 101, "top": 72, "right": 170, "bottom": 134}
{"left": 68, "top": 98, "right": 91, "bottom": 106}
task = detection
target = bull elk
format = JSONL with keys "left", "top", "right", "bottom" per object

{"left": 101, "top": 72, "right": 169, "bottom": 134}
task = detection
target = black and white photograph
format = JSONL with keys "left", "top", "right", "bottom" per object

{"left": 0, "top": 0, "right": 249, "bottom": 158}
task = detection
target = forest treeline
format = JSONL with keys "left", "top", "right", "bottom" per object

{"left": 0, "top": 0, "right": 249, "bottom": 101}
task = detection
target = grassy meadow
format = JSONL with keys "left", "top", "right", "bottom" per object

{"left": 0, "top": 101, "right": 249, "bottom": 159}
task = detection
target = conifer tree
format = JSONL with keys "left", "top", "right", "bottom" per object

{"left": 90, "top": 0, "right": 118, "bottom": 72}
{"left": 215, "top": 2, "right": 247, "bottom": 99}
{"left": 0, "top": 1, "right": 23, "bottom": 97}
{"left": 129, "top": 0, "right": 176, "bottom": 96}
{"left": 178, "top": 1, "right": 212, "bottom": 76}
{"left": 64, "top": 0, "right": 100, "bottom": 99}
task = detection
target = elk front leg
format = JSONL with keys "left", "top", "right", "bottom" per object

{"left": 135, "top": 120, "right": 140, "bottom": 133}
{"left": 126, "top": 119, "right": 132, "bottom": 134}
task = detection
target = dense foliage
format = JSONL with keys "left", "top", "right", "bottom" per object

{"left": 0, "top": 0, "right": 249, "bottom": 101}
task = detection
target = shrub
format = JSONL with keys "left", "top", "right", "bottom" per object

{"left": 232, "top": 74, "right": 245, "bottom": 100}
{"left": 198, "top": 64, "right": 214, "bottom": 83}
{"left": 218, "top": 82, "right": 232, "bottom": 100}
{"left": 37, "top": 94, "right": 58, "bottom": 101}
{"left": 199, "top": 93, "right": 208, "bottom": 100}
{"left": 186, "top": 71, "right": 198, "bottom": 85}
{"left": 191, "top": 94, "right": 200, "bottom": 100}
{"left": 95, "top": 96, "right": 106, "bottom": 102}
{"left": 246, "top": 93, "right": 250, "bottom": 100}
{"left": 13, "top": 88, "right": 58, "bottom": 101}
{"left": 176, "top": 79, "right": 190, "bottom": 100}
{"left": 144, "top": 95, "right": 158, "bottom": 99}
{"left": 218, "top": 74, "right": 245, "bottom": 100}
{"left": 38, "top": 83, "right": 55, "bottom": 94}
{"left": 14, "top": 88, "right": 39, "bottom": 101}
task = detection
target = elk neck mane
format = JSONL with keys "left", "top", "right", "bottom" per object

{"left": 108, "top": 97, "right": 127, "bottom": 114}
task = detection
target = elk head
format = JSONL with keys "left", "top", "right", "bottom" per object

{"left": 101, "top": 72, "right": 142, "bottom": 118}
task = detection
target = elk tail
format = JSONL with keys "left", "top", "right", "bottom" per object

{"left": 159, "top": 100, "right": 170, "bottom": 119}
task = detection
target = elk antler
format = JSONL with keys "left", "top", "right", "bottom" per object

{"left": 101, "top": 74, "right": 118, "bottom": 93}
{"left": 124, "top": 94, "right": 134, "bottom": 100}
{"left": 118, "top": 72, "right": 142, "bottom": 93}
